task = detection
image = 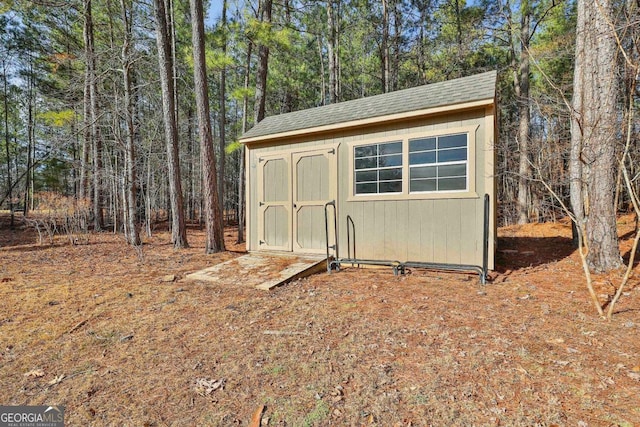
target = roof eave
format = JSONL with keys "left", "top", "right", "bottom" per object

{"left": 240, "top": 97, "right": 495, "bottom": 145}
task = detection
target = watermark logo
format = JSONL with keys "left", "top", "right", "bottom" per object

{"left": 0, "top": 406, "right": 64, "bottom": 427}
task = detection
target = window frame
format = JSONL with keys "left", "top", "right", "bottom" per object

{"left": 347, "top": 125, "right": 479, "bottom": 201}
{"left": 353, "top": 140, "right": 404, "bottom": 195}
{"left": 408, "top": 133, "right": 469, "bottom": 194}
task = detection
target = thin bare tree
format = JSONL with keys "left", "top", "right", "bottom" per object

{"left": 190, "top": 0, "right": 225, "bottom": 253}
{"left": 120, "top": 0, "right": 140, "bottom": 246}
{"left": 219, "top": 0, "right": 228, "bottom": 216}
{"left": 153, "top": 0, "right": 188, "bottom": 248}
{"left": 254, "top": 0, "right": 272, "bottom": 124}
{"left": 514, "top": 0, "right": 532, "bottom": 225}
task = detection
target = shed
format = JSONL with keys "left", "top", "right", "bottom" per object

{"left": 239, "top": 71, "right": 497, "bottom": 277}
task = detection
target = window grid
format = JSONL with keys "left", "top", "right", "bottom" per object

{"left": 352, "top": 132, "right": 469, "bottom": 196}
{"left": 354, "top": 142, "right": 402, "bottom": 194}
{"left": 409, "top": 134, "right": 468, "bottom": 193}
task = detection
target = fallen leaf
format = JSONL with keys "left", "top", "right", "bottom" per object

{"left": 24, "top": 369, "right": 44, "bottom": 378}
{"left": 194, "top": 378, "right": 225, "bottom": 396}
{"left": 249, "top": 404, "right": 265, "bottom": 427}
{"left": 48, "top": 374, "right": 65, "bottom": 385}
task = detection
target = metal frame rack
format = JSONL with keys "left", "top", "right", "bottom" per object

{"left": 325, "top": 194, "right": 490, "bottom": 284}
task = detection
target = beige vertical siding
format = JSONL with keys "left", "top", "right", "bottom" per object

{"left": 335, "top": 110, "right": 491, "bottom": 267}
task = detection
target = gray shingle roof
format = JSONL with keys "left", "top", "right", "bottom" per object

{"left": 240, "top": 70, "right": 496, "bottom": 141}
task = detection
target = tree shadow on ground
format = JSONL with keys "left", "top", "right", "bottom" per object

{"left": 496, "top": 236, "right": 576, "bottom": 273}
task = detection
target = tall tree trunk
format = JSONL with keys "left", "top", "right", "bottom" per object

{"left": 391, "top": 0, "right": 401, "bottom": 91}
{"left": 166, "top": 0, "right": 178, "bottom": 129}
{"left": 88, "top": 0, "right": 103, "bottom": 231}
{"left": 154, "top": 0, "right": 188, "bottom": 247}
{"left": 516, "top": 0, "right": 532, "bottom": 225}
{"left": 317, "top": 36, "right": 326, "bottom": 105}
{"left": 570, "top": 0, "right": 621, "bottom": 272}
{"left": 80, "top": 73, "right": 90, "bottom": 202}
{"left": 219, "top": 0, "right": 227, "bottom": 219}
{"left": 85, "top": 0, "right": 103, "bottom": 231}
{"left": 120, "top": 0, "right": 141, "bottom": 246}
{"left": 237, "top": 42, "right": 252, "bottom": 244}
{"left": 2, "top": 60, "right": 13, "bottom": 228}
{"left": 145, "top": 143, "right": 152, "bottom": 237}
{"left": 327, "top": 0, "right": 339, "bottom": 103}
{"left": 454, "top": 0, "right": 463, "bottom": 76}
{"left": 190, "top": 0, "right": 225, "bottom": 253}
{"left": 24, "top": 60, "right": 34, "bottom": 216}
{"left": 254, "top": 0, "right": 272, "bottom": 124}
{"left": 80, "top": 0, "right": 92, "bottom": 203}
{"left": 381, "top": 0, "right": 390, "bottom": 93}
{"left": 187, "top": 107, "right": 195, "bottom": 221}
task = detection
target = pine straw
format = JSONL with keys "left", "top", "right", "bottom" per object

{"left": 0, "top": 214, "right": 639, "bottom": 426}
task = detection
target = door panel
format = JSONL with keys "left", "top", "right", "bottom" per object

{"left": 263, "top": 158, "right": 288, "bottom": 202}
{"left": 295, "top": 205, "right": 327, "bottom": 250}
{"left": 257, "top": 154, "right": 291, "bottom": 251}
{"left": 293, "top": 147, "right": 337, "bottom": 253}
{"left": 296, "top": 155, "right": 329, "bottom": 201}
{"left": 263, "top": 205, "right": 288, "bottom": 247}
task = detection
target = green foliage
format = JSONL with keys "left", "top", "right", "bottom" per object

{"left": 245, "top": 17, "right": 292, "bottom": 50}
{"left": 205, "top": 49, "right": 234, "bottom": 71}
{"left": 38, "top": 109, "right": 75, "bottom": 127}
{"left": 225, "top": 140, "right": 242, "bottom": 154}
{"left": 230, "top": 86, "right": 254, "bottom": 102}
{"left": 181, "top": 45, "right": 195, "bottom": 68}
{"left": 530, "top": 0, "right": 576, "bottom": 94}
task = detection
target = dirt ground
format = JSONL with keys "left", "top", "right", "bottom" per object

{"left": 0, "top": 213, "right": 639, "bottom": 426}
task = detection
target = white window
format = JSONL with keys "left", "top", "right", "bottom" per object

{"left": 354, "top": 141, "right": 403, "bottom": 194}
{"left": 409, "top": 133, "right": 468, "bottom": 193}
{"left": 351, "top": 131, "right": 471, "bottom": 198}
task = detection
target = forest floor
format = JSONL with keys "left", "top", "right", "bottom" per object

{"left": 0, "top": 213, "right": 639, "bottom": 426}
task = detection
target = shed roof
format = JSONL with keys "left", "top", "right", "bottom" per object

{"left": 240, "top": 70, "right": 497, "bottom": 143}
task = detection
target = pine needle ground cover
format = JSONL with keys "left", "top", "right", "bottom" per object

{"left": 0, "top": 215, "right": 639, "bottom": 426}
